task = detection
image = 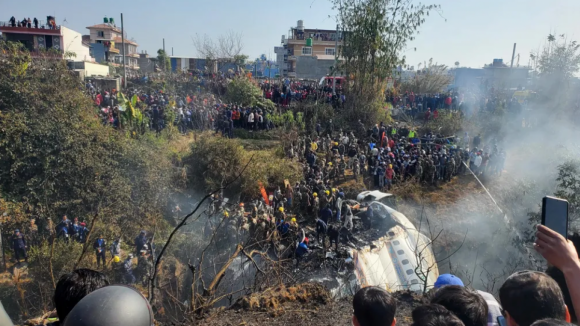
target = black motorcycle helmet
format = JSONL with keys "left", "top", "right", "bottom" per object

{"left": 63, "top": 285, "right": 153, "bottom": 326}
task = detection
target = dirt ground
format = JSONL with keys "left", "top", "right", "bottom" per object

{"left": 201, "top": 283, "right": 423, "bottom": 326}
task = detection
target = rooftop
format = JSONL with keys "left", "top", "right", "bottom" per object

{"left": 86, "top": 23, "right": 121, "bottom": 32}
{"left": 113, "top": 37, "right": 138, "bottom": 46}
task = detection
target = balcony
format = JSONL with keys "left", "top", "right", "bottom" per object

{"left": 0, "top": 20, "right": 61, "bottom": 35}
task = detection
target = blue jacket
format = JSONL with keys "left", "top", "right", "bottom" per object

{"left": 316, "top": 219, "right": 328, "bottom": 234}
{"left": 93, "top": 238, "right": 106, "bottom": 252}
{"left": 135, "top": 235, "right": 146, "bottom": 252}
{"left": 277, "top": 221, "right": 290, "bottom": 235}
{"left": 56, "top": 220, "right": 71, "bottom": 235}
{"left": 295, "top": 242, "right": 308, "bottom": 257}
{"left": 12, "top": 233, "right": 26, "bottom": 249}
{"left": 78, "top": 227, "right": 89, "bottom": 242}
{"left": 320, "top": 207, "right": 333, "bottom": 224}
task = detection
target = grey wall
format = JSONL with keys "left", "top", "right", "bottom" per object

{"left": 295, "top": 56, "right": 334, "bottom": 80}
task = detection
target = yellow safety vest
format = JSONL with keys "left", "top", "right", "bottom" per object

{"left": 409, "top": 131, "right": 415, "bottom": 138}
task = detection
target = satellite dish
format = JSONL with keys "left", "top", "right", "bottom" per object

{"left": 455, "top": 61, "right": 460, "bottom": 67}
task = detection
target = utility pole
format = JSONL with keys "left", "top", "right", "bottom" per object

{"left": 172, "top": 47, "right": 173, "bottom": 56}
{"left": 163, "top": 38, "right": 165, "bottom": 52}
{"left": 121, "top": 13, "right": 127, "bottom": 89}
{"left": 510, "top": 43, "right": 517, "bottom": 68}
{"left": 332, "top": 24, "right": 339, "bottom": 95}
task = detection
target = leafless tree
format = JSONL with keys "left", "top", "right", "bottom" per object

{"left": 413, "top": 207, "right": 467, "bottom": 293}
{"left": 218, "top": 30, "right": 244, "bottom": 59}
{"left": 192, "top": 30, "right": 244, "bottom": 61}
{"left": 400, "top": 58, "right": 453, "bottom": 94}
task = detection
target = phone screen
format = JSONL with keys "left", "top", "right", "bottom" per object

{"left": 543, "top": 197, "right": 569, "bottom": 239}
{"left": 497, "top": 316, "right": 507, "bottom": 326}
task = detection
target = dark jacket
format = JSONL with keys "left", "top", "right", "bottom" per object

{"left": 12, "top": 233, "right": 26, "bottom": 249}
{"left": 93, "top": 238, "right": 106, "bottom": 252}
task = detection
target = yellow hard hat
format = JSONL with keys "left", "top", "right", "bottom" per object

{"left": 325, "top": 190, "right": 330, "bottom": 195}
{"left": 313, "top": 192, "right": 318, "bottom": 197}
{"left": 334, "top": 142, "right": 338, "bottom": 146}
{"left": 291, "top": 217, "right": 297, "bottom": 223}
{"left": 113, "top": 256, "right": 120, "bottom": 263}
{"left": 279, "top": 207, "right": 284, "bottom": 212}
{"left": 224, "top": 211, "right": 229, "bottom": 217}
{"left": 332, "top": 188, "right": 336, "bottom": 193}
{"left": 328, "top": 162, "right": 332, "bottom": 166}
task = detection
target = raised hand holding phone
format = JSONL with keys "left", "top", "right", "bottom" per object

{"left": 541, "top": 196, "right": 569, "bottom": 239}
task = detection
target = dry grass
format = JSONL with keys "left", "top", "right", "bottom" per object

{"left": 235, "top": 283, "right": 330, "bottom": 315}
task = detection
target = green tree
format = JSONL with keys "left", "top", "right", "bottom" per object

{"left": 332, "top": 0, "right": 438, "bottom": 130}
{"left": 553, "top": 160, "right": 580, "bottom": 232}
{"left": 225, "top": 76, "right": 275, "bottom": 110}
{"left": 530, "top": 34, "right": 580, "bottom": 116}
{"left": 157, "top": 49, "right": 171, "bottom": 72}
{"left": 0, "top": 40, "right": 174, "bottom": 242}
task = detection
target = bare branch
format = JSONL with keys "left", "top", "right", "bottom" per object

{"left": 149, "top": 155, "right": 254, "bottom": 304}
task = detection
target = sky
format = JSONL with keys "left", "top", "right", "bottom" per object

{"left": 3, "top": 0, "right": 580, "bottom": 69}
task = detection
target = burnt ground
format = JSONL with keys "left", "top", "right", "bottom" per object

{"left": 201, "top": 283, "right": 424, "bottom": 326}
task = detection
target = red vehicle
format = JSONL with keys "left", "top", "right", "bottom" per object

{"left": 319, "top": 76, "right": 346, "bottom": 87}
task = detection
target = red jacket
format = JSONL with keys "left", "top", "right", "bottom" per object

{"left": 386, "top": 168, "right": 394, "bottom": 180}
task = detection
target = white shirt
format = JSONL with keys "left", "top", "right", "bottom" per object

{"left": 248, "top": 112, "right": 254, "bottom": 123}
{"left": 474, "top": 155, "right": 483, "bottom": 167}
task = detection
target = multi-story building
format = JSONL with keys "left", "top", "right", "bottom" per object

{"left": 86, "top": 17, "right": 139, "bottom": 70}
{"left": 278, "top": 20, "right": 343, "bottom": 79}
{"left": 0, "top": 16, "right": 92, "bottom": 61}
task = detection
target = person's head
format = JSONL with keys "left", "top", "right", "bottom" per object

{"left": 434, "top": 274, "right": 465, "bottom": 289}
{"left": 412, "top": 304, "right": 465, "bottom": 326}
{"left": 429, "top": 285, "right": 487, "bottom": 326}
{"left": 530, "top": 319, "right": 575, "bottom": 326}
{"left": 54, "top": 269, "right": 110, "bottom": 321}
{"left": 499, "top": 271, "right": 570, "bottom": 326}
{"left": 352, "top": 286, "right": 397, "bottom": 326}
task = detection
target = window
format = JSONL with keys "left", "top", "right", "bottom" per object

{"left": 392, "top": 240, "right": 400, "bottom": 246}
{"left": 388, "top": 231, "right": 395, "bottom": 237}
{"left": 406, "top": 269, "right": 414, "bottom": 275}
{"left": 325, "top": 48, "right": 336, "bottom": 56}
{"left": 97, "top": 31, "right": 104, "bottom": 37}
{"left": 302, "top": 47, "right": 312, "bottom": 55}
{"left": 401, "top": 259, "right": 409, "bottom": 265}
{"left": 411, "top": 279, "right": 419, "bottom": 284}
{"left": 396, "top": 250, "right": 404, "bottom": 255}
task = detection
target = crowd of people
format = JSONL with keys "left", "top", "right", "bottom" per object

{"left": 10, "top": 216, "right": 154, "bottom": 287}
{"left": 7, "top": 16, "right": 41, "bottom": 29}
{"left": 2, "top": 224, "right": 578, "bottom": 326}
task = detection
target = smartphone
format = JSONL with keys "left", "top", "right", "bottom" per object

{"left": 497, "top": 316, "right": 507, "bottom": 326}
{"left": 542, "top": 196, "right": 569, "bottom": 239}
